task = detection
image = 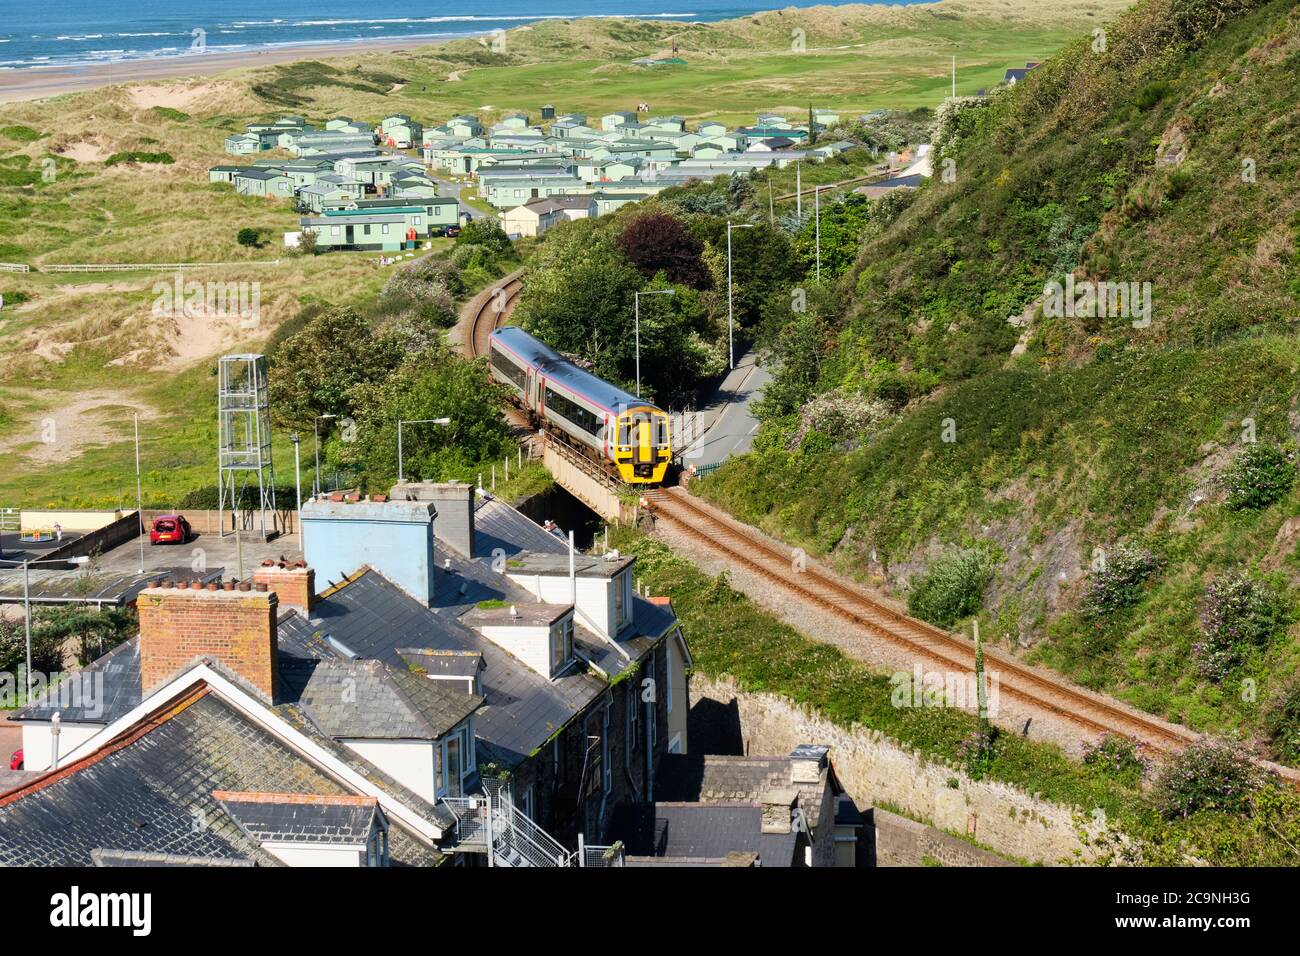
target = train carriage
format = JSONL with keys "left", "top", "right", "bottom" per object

{"left": 489, "top": 326, "right": 671, "bottom": 483}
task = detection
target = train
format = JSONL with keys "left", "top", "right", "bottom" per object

{"left": 488, "top": 326, "right": 672, "bottom": 484}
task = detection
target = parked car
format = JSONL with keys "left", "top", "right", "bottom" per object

{"left": 444, "top": 225, "right": 462, "bottom": 238}
{"left": 9, "top": 749, "right": 21, "bottom": 771}
{"left": 149, "top": 514, "right": 192, "bottom": 545}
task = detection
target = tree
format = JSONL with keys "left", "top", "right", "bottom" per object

{"left": 348, "top": 345, "right": 514, "bottom": 488}
{"left": 237, "top": 227, "right": 263, "bottom": 248}
{"left": 268, "top": 306, "right": 399, "bottom": 425}
{"left": 512, "top": 227, "right": 645, "bottom": 384}
{"left": 790, "top": 192, "right": 871, "bottom": 280}
{"left": 615, "top": 210, "right": 711, "bottom": 289}
{"left": 456, "top": 219, "right": 513, "bottom": 256}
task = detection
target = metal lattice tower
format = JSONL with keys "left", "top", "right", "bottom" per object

{"left": 218, "top": 354, "right": 277, "bottom": 539}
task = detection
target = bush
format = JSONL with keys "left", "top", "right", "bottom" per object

{"left": 1152, "top": 739, "right": 1264, "bottom": 819}
{"left": 455, "top": 219, "right": 512, "bottom": 256}
{"left": 237, "top": 227, "right": 263, "bottom": 248}
{"left": 103, "top": 151, "right": 174, "bottom": 166}
{"left": 1222, "top": 443, "right": 1296, "bottom": 510}
{"left": 1081, "top": 543, "right": 1163, "bottom": 616}
{"left": 1195, "top": 572, "right": 1290, "bottom": 681}
{"left": 1083, "top": 734, "right": 1151, "bottom": 785}
{"left": 1262, "top": 674, "right": 1300, "bottom": 764}
{"left": 907, "top": 547, "right": 992, "bottom": 628}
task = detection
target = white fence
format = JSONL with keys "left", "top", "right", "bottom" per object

{"left": 0, "top": 263, "right": 30, "bottom": 273}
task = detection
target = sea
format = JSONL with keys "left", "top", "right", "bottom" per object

{"left": 0, "top": 1, "right": 915, "bottom": 71}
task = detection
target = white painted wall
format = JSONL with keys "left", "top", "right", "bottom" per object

{"left": 21, "top": 722, "right": 103, "bottom": 772}
{"left": 506, "top": 570, "right": 630, "bottom": 638}
{"left": 261, "top": 843, "right": 367, "bottom": 867}
{"left": 477, "top": 623, "right": 553, "bottom": 678}
{"left": 341, "top": 738, "right": 437, "bottom": 803}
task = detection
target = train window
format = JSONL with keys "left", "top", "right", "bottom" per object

{"left": 491, "top": 350, "right": 526, "bottom": 390}
{"left": 545, "top": 386, "right": 602, "bottom": 437}
{"left": 656, "top": 417, "right": 669, "bottom": 448}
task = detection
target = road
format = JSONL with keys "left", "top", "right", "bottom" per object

{"left": 679, "top": 351, "right": 771, "bottom": 470}
{"left": 432, "top": 175, "right": 490, "bottom": 221}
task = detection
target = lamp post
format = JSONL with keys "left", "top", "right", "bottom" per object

{"left": 313, "top": 414, "right": 336, "bottom": 497}
{"left": 633, "top": 289, "right": 674, "bottom": 398}
{"left": 814, "top": 184, "right": 822, "bottom": 283}
{"left": 726, "top": 221, "right": 753, "bottom": 370}
{"left": 1, "top": 554, "right": 90, "bottom": 702}
{"left": 290, "top": 432, "right": 302, "bottom": 516}
{"left": 398, "top": 418, "right": 451, "bottom": 483}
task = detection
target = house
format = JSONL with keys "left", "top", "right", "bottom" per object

{"left": 482, "top": 172, "right": 587, "bottom": 209}
{"left": 298, "top": 182, "right": 362, "bottom": 214}
{"left": 301, "top": 207, "right": 432, "bottom": 251}
{"left": 224, "top": 133, "right": 264, "bottom": 155}
{"left": 1003, "top": 62, "right": 1040, "bottom": 85}
{"left": 500, "top": 196, "right": 586, "bottom": 238}
{"left": 590, "top": 190, "right": 653, "bottom": 216}
{"left": 208, "top": 164, "right": 244, "bottom": 184}
{"left": 610, "top": 745, "right": 863, "bottom": 867}
{"left": 233, "top": 168, "right": 294, "bottom": 198}
{"left": 326, "top": 195, "right": 460, "bottom": 231}
{"left": 747, "top": 136, "right": 797, "bottom": 152}
{"left": 6, "top": 490, "right": 685, "bottom": 864}
{"left": 812, "top": 108, "right": 841, "bottom": 128}
{"left": 601, "top": 111, "right": 637, "bottom": 131}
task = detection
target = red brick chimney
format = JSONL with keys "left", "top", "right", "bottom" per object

{"left": 252, "top": 562, "right": 316, "bottom": 614}
{"left": 136, "top": 581, "right": 279, "bottom": 701}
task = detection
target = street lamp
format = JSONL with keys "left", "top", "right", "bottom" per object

{"left": 290, "top": 432, "right": 302, "bottom": 516}
{"left": 814, "top": 184, "right": 822, "bottom": 283}
{"left": 0, "top": 554, "right": 90, "bottom": 702}
{"left": 633, "top": 289, "right": 674, "bottom": 398}
{"left": 726, "top": 221, "right": 754, "bottom": 370}
{"left": 313, "top": 414, "right": 336, "bottom": 497}
{"left": 398, "top": 418, "right": 451, "bottom": 483}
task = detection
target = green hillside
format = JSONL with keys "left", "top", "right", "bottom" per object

{"left": 701, "top": 0, "right": 1300, "bottom": 758}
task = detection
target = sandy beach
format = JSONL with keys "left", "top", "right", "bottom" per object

{"left": 0, "top": 37, "right": 456, "bottom": 104}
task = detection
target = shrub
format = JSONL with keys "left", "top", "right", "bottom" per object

{"left": 455, "top": 219, "right": 512, "bottom": 255}
{"left": 788, "top": 389, "right": 891, "bottom": 451}
{"left": 1262, "top": 674, "right": 1300, "bottom": 764}
{"left": 1195, "top": 572, "right": 1290, "bottom": 681}
{"left": 957, "top": 726, "right": 999, "bottom": 780}
{"left": 907, "top": 547, "right": 992, "bottom": 628}
{"left": 1083, "top": 734, "right": 1151, "bottom": 785}
{"left": 1222, "top": 443, "right": 1296, "bottom": 511}
{"left": 0, "top": 125, "right": 42, "bottom": 142}
{"left": 237, "top": 227, "right": 263, "bottom": 248}
{"left": 1081, "top": 543, "right": 1163, "bottom": 616}
{"left": 1152, "top": 739, "right": 1264, "bottom": 819}
{"left": 104, "top": 151, "right": 174, "bottom": 166}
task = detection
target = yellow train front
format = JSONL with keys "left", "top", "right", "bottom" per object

{"left": 488, "top": 326, "right": 672, "bottom": 484}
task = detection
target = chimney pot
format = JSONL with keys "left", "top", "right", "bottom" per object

{"left": 206, "top": 582, "right": 218, "bottom": 592}
{"left": 238, "top": 581, "right": 252, "bottom": 592}
{"left": 223, "top": 580, "right": 235, "bottom": 591}
{"left": 161, "top": 579, "right": 173, "bottom": 589}
{"left": 255, "top": 582, "right": 268, "bottom": 592}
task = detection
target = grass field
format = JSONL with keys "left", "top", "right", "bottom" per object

{"left": 0, "top": 1, "right": 1134, "bottom": 508}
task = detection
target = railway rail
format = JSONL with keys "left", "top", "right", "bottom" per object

{"left": 644, "top": 485, "right": 1300, "bottom": 783}
{"left": 465, "top": 272, "right": 524, "bottom": 360}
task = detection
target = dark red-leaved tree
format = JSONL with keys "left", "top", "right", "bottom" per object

{"left": 614, "top": 211, "right": 712, "bottom": 289}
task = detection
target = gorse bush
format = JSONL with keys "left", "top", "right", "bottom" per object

{"left": 1082, "top": 543, "right": 1163, "bottom": 616}
{"left": 1195, "top": 572, "right": 1291, "bottom": 681}
{"left": 1222, "top": 442, "right": 1296, "bottom": 511}
{"left": 907, "top": 547, "right": 992, "bottom": 628}
{"left": 1152, "top": 738, "right": 1264, "bottom": 820}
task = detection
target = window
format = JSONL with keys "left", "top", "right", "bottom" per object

{"left": 519, "top": 785, "right": 535, "bottom": 821}
{"left": 552, "top": 736, "right": 564, "bottom": 790}
{"left": 544, "top": 386, "right": 602, "bottom": 437}
{"left": 413, "top": 215, "right": 422, "bottom": 225}
{"left": 665, "top": 641, "right": 674, "bottom": 715}
{"left": 551, "top": 616, "right": 574, "bottom": 673}
{"left": 331, "top": 225, "right": 340, "bottom": 236}
{"left": 613, "top": 571, "right": 628, "bottom": 630}
{"left": 381, "top": 223, "right": 389, "bottom": 235}
{"left": 601, "top": 701, "right": 612, "bottom": 795}
{"left": 491, "top": 349, "right": 527, "bottom": 391}
{"left": 625, "top": 679, "right": 638, "bottom": 769}
{"left": 441, "top": 728, "right": 466, "bottom": 798}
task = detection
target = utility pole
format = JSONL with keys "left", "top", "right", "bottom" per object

{"left": 795, "top": 162, "right": 802, "bottom": 218}
{"left": 134, "top": 413, "right": 144, "bottom": 573}
{"left": 814, "top": 185, "right": 822, "bottom": 283}
{"left": 952, "top": 56, "right": 956, "bottom": 98}
{"left": 291, "top": 432, "right": 302, "bottom": 516}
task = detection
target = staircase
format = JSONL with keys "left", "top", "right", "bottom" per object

{"left": 441, "top": 779, "right": 624, "bottom": 867}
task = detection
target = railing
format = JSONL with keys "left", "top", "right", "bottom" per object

{"left": 40, "top": 261, "right": 286, "bottom": 274}
{"left": 485, "top": 778, "right": 574, "bottom": 867}
{"left": 580, "top": 838, "right": 625, "bottom": 868}
{"left": 0, "top": 508, "right": 18, "bottom": 534}
{"left": 440, "top": 796, "right": 489, "bottom": 847}
{"left": 0, "top": 263, "right": 30, "bottom": 273}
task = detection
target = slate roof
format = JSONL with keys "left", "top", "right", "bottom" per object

{"left": 610, "top": 802, "right": 799, "bottom": 866}
{"left": 0, "top": 565, "right": 222, "bottom": 608}
{"left": 15, "top": 638, "right": 145, "bottom": 724}
{"left": 215, "top": 791, "right": 379, "bottom": 845}
{"left": 278, "top": 657, "right": 482, "bottom": 740}
{"left": 91, "top": 849, "right": 256, "bottom": 867}
{"left": 0, "top": 690, "right": 441, "bottom": 867}
{"left": 654, "top": 752, "right": 832, "bottom": 828}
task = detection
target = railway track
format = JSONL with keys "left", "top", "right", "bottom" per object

{"left": 644, "top": 486, "right": 1300, "bottom": 782}
{"left": 465, "top": 272, "right": 524, "bottom": 359}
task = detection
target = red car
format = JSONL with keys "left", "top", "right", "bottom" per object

{"left": 9, "top": 749, "right": 21, "bottom": 771}
{"left": 149, "top": 514, "right": 192, "bottom": 546}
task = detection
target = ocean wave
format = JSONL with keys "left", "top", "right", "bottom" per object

{"left": 227, "top": 13, "right": 697, "bottom": 28}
